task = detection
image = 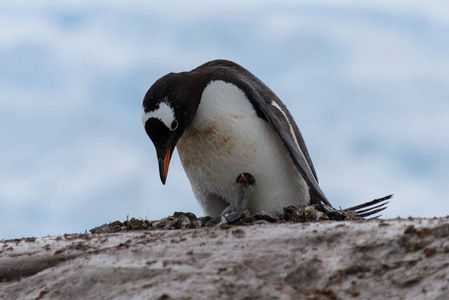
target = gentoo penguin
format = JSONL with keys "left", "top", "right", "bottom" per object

{"left": 141, "top": 59, "right": 331, "bottom": 217}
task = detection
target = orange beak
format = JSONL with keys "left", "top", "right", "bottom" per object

{"left": 239, "top": 174, "right": 248, "bottom": 184}
{"left": 163, "top": 142, "right": 172, "bottom": 179}
{"left": 158, "top": 141, "right": 173, "bottom": 185}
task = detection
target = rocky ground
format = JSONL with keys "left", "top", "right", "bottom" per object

{"left": 1, "top": 213, "right": 449, "bottom": 299}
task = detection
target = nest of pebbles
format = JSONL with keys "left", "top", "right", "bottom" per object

{"left": 90, "top": 204, "right": 362, "bottom": 234}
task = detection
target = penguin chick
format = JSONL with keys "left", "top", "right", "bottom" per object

{"left": 222, "top": 173, "right": 255, "bottom": 217}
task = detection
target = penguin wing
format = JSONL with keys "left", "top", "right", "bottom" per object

{"left": 200, "top": 60, "right": 331, "bottom": 206}
{"left": 250, "top": 87, "right": 331, "bottom": 206}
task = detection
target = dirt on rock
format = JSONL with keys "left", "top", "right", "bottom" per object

{"left": 1, "top": 217, "right": 449, "bottom": 299}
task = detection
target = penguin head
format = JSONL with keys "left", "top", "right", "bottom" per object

{"left": 236, "top": 173, "right": 256, "bottom": 190}
{"left": 141, "top": 72, "right": 203, "bottom": 184}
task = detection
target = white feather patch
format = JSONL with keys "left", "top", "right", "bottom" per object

{"left": 141, "top": 100, "right": 176, "bottom": 131}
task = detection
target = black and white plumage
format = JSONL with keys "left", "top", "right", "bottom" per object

{"left": 141, "top": 60, "right": 387, "bottom": 218}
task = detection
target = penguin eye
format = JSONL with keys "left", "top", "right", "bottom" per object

{"left": 170, "top": 119, "right": 178, "bottom": 131}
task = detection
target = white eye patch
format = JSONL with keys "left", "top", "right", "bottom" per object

{"left": 141, "top": 100, "right": 177, "bottom": 131}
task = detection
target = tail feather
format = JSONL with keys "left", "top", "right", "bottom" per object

{"left": 355, "top": 202, "right": 389, "bottom": 215}
{"left": 344, "top": 194, "right": 393, "bottom": 219}
{"left": 358, "top": 206, "right": 388, "bottom": 218}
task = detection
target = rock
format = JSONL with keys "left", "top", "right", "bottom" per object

{"left": 151, "top": 217, "right": 177, "bottom": 230}
{"left": 205, "top": 216, "right": 227, "bottom": 227}
{"left": 283, "top": 205, "right": 306, "bottom": 222}
{"left": 344, "top": 210, "right": 362, "bottom": 221}
{"left": 223, "top": 210, "right": 252, "bottom": 225}
{"left": 191, "top": 217, "right": 211, "bottom": 229}
{"left": 253, "top": 211, "right": 283, "bottom": 223}
{"left": 304, "top": 206, "right": 329, "bottom": 221}
{"left": 2, "top": 217, "right": 449, "bottom": 299}
{"left": 173, "top": 212, "right": 197, "bottom": 220}
{"left": 176, "top": 215, "right": 191, "bottom": 229}
{"left": 128, "top": 218, "right": 145, "bottom": 230}
{"left": 89, "top": 221, "right": 123, "bottom": 234}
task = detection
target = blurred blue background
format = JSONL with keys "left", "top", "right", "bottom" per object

{"left": 1, "top": 1, "right": 448, "bottom": 239}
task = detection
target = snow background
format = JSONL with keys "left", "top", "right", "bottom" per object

{"left": 1, "top": 0, "right": 448, "bottom": 239}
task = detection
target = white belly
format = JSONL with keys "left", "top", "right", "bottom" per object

{"left": 176, "top": 80, "right": 309, "bottom": 216}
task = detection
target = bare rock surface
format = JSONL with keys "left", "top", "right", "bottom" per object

{"left": 1, "top": 217, "right": 449, "bottom": 299}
